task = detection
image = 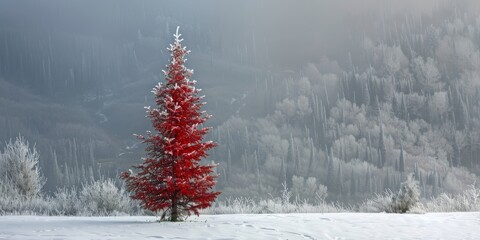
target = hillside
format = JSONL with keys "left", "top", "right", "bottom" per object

{"left": 2, "top": 0, "right": 480, "bottom": 204}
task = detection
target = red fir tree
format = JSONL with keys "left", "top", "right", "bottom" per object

{"left": 121, "top": 27, "right": 220, "bottom": 221}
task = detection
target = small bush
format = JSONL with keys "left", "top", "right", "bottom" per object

{"left": 423, "top": 185, "right": 480, "bottom": 212}
{"left": 291, "top": 176, "right": 328, "bottom": 203}
{"left": 388, "top": 174, "right": 421, "bottom": 213}
{"left": 359, "top": 191, "right": 395, "bottom": 213}
{"left": 53, "top": 187, "right": 80, "bottom": 216}
{"left": 202, "top": 196, "right": 349, "bottom": 215}
{"left": 0, "top": 190, "right": 53, "bottom": 215}
{"left": 360, "top": 174, "right": 420, "bottom": 213}
{"left": 79, "top": 179, "right": 131, "bottom": 216}
{"left": 1, "top": 178, "right": 136, "bottom": 216}
{"left": 202, "top": 183, "right": 347, "bottom": 215}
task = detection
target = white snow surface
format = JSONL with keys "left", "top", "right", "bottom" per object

{"left": 1, "top": 212, "right": 479, "bottom": 240}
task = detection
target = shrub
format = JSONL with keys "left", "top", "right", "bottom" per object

{"left": 389, "top": 173, "right": 421, "bottom": 213}
{"left": 0, "top": 184, "right": 53, "bottom": 215}
{"left": 359, "top": 190, "right": 395, "bottom": 213}
{"left": 79, "top": 179, "right": 131, "bottom": 216}
{"left": 423, "top": 185, "right": 480, "bottom": 212}
{"left": 291, "top": 176, "right": 328, "bottom": 203}
{"left": 53, "top": 187, "right": 80, "bottom": 216}
{"left": 202, "top": 196, "right": 349, "bottom": 215}
{"left": 202, "top": 183, "right": 347, "bottom": 215}
{"left": 360, "top": 174, "right": 420, "bottom": 213}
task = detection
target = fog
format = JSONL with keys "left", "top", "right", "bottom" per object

{"left": 1, "top": 0, "right": 480, "bottom": 203}
{"left": 3, "top": 0, "right": 474, "bottom": 68}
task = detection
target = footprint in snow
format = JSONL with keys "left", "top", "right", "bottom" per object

{"left": 260, "top": 227, "right": 278, "bottom": 231}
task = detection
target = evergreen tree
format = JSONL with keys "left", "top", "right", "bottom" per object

{"left": 389, "top": 173, "right": 420, "bottom": 213}
{"left": 424, "top": 96, "right": 431, "bottom": 122}
{"left": 121, "top": 27, "right": 220, "bottom": 221}
{"left": 254, "top": 151, "right": 261, "bottom": 190}
{"left": 307, "top": 139, "right": 315, "bottom": 176}
{"left": 367, "top": 132, "right": 373, "bottom": 163}
{"left": 336, "top": 162, "right": 344, "bottom": 195}
{"left": 226, "top": 148, "right": 232, "bottom": 182}
{"left": 400, "top": 95, "right": 409, "bottom": 122}
{"left": 371, "top": 95, "right": 380, "bottom": 116}
{"left": 326, "top": 155, "right": 335, "bottom": 192}
{"left": 384, "top": 169, "right": 391, "bottom": 190}
{"left": 52, "top": 150, "right": 62, "bottom": 183}
{"left": 363, "top": 81, "right": 371, "bottom": 107}
{"left": 432, "top": 169, "right": 439, "bottom": 196}
{"left": 365, "top": 167, "right": 372, "bottom": 193}
{"left": 460, "top": 99, "right": 469, "bottom": 130}
{"left": 452, "top": 135, "right": 461, "bottom": 167}
{"left": 399, "top": 146, "right": 405, "bottom": 173}
{"left": 378, "top": 125, "right": 387, "bottom": 168}
{"left": 286, "top": 133, "right": 295, "bottom": 188}
{"left": 350, "top": 170, "right": 356, "bottom": 196}
{"left": 280, "top": 156, "right": 287, "bottom": 185}
{"left": 392, "top": 93, "right": 399, "bottom": 116}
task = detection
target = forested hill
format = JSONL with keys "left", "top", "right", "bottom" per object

{"left": 209, "top": 1, "right": 480, "bottom": 201}
{"left": 1, "top": 0, "right": 480, "bottom": 203}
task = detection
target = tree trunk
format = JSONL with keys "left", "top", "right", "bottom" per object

{"left": 171, "top": 194, "right": 179, "bottom": 221}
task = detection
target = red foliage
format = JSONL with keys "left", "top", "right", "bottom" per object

{"left": 121, "top": 27, "right": 220, "bottom": 221}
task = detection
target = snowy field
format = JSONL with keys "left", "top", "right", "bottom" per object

{"left": 1, "top": 213, "right": 479, "bottom": 240}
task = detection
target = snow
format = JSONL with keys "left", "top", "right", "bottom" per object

{"left": 1, "top": 212, "right": 479, "bottom": 240}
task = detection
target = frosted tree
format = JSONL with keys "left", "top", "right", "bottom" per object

{"left": 389, "top": 173, "right": 420, "bottom": 213}
{"left": 121, "top": 27, "right": 220, "bottom": 221}
{"left": 0, "top": 135, "right": 45, "bottom": 199}
{"left": 292, "top": 175, "right": 327, "bottom": 203}
{"left": 412, "top": 56, "right": 442, "bottom": 95}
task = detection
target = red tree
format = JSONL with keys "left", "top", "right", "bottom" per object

{"left": 121, "top": 27, "right": 220, "bottom": 221}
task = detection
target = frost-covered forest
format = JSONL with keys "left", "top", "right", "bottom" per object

{"left": 2, "top": 0, "right": 480, "bottom": 210}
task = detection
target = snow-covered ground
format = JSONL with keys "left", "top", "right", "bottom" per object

{"left": 1, "top": 212, "right": 479, "bottom": 240}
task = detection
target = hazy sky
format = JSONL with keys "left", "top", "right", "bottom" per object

{"left": 3, "top": 0, "right": 477, "bottom": 70}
